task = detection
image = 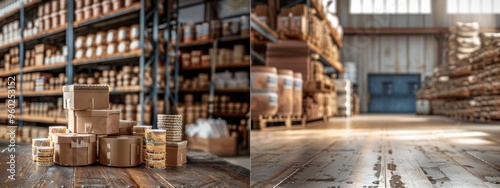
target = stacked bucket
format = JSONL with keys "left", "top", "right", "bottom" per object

{"left": 35, "top": 146, "right": 54, "bottom": 166}
{"left": 145, "top": 129, "right": 167, "bottom": 169}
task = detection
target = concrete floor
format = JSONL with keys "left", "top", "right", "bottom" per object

{"left": 251, "top": 114, "right": 500, "bottom": 187}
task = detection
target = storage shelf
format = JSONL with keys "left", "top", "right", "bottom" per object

{"left": 23, "top": 63, "right": 66, "bottom": 73}
{"left": 179, "top": 88, "right": 249, "bottom": 93}
{"left": 179, "top": 36, "right": 250, "bottom": 48}
{"left": 309, "top": 0, "right": 343, "bottom": 48}
{"left": 179, "top": 40, "right": 212, "bottom": 48}
{"left": 250, "top": 14, "right": 278, "bottom": 43}
{"left": 0, "top": 40, "right": 20, "bottom": 53}
{"left": 179, "top": 88, "right": 209, "bottom": 92}
{"left": 23, "top": 89, "right": 62, "bottom": 97}
{"left": 110, "top": 86, "right": 150, "bottom": 94}
{"left": 73, "top": 51, "right": 142, "bottom": 66}
{"left": 182, "top": 62, "right": 250, "bottom": 70}
{"left": 0, "top": 5, "right": 20, "bottom": 23}
{"left": 74, "top": 3, "right": 141, "bottom": 28}
{"left": 0, "top": 114, "right": 67, "bottom": 124}
{"left": 308, "top": 42, "right": 343, "bottom": 72}
{"left": 23, "top": 25, "right": 67, "bottom": 43}
{"left": 23, "top": 0, "right": 42, "bottom": 9}
{"left": 212, "top": 113, "right": 248, "bottom": 118}
{"left": 0, "top": 68, "right": 20, "bottom": 77}
{"left": 216, "top": 88, "right": 250, "bottom": 92}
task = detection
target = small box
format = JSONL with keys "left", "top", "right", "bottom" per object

{"left": 187, "top": 135, "right": 237, "bottom": 157}
{"left": 68, "top": 109, "right": 120, "bottom": 134}
{"left": 166, "top": 141, "right": 187, "bottom": 166}
{"left": 63, "top": 84, "right": 109, "bottom": 110}
{"left": 276, "top": 16, "right": 290, "bottom": 33}
{"left": 53, "top": 133, "right": 96, "bottom": 166}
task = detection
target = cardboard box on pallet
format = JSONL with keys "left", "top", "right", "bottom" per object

{"left": 166, "top": 141, "right": 188, "bottom": 166}
{"left": 62, "top": 84, "right": 109, "bottom": 110}
{"left": 68, "top": 109, "right": 120, "bottom": 134}
{"left": 53, "top": 133, "right": 97, "bottom": 166}
{"left": 187, "top": 135, "right": 237, "bottom": 157}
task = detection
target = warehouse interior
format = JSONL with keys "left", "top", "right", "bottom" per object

{"left": 0, "top": 0, "right": 250, "bottom": 185}
{"left": 251, "top": 0, "right": 500, "bottom": 187}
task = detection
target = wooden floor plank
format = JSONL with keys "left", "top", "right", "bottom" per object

{"left": 251, "top": 115, "right": 500, "bottom": 188}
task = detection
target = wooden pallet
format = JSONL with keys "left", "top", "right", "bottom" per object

{"left": 258, "top": 114, "right": 306, "bottom": 131}
{"left": 304, "top": 81, "right": 335, "bottom": 93}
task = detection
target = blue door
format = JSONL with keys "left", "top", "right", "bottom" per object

{"left": 368, "top": 74, "right": 420, "bottom": 113}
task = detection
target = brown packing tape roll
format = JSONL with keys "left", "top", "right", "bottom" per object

{"left": 146, "top": 153, "right": 166, "bottom": 160}
{"left": 146, "top": 129, "right": 166, "bottom": 142}
{"left": 36, "top": 156, "right": 54, "bottom": 167}
{"left": 36, "top": 146, "right": 54, "bottom": 157}
{"left": 99, "top": 136, "right": 143, "bottom": 167}
{"left": 53, "top": 133, "right": 96, "bottom": 166}
{"left": 146, "top": 142, "right": 166, "bottom": 153}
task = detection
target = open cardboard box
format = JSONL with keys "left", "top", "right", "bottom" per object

{"left": 187, "top": 134, "right": 237, "bottom": 157}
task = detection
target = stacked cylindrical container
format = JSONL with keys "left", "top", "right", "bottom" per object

{"left": 145, "top": 129, "right": 167, "bottom": 169}
{"left": 133, "top": 125, "right": 152, "bottom": 163}
{"left": 31, "top": 138, "right": 50, "bottom": 162}
{"left": 157, "top": 114, "right": 188, "bottom": 166}
{"left": 250, "top": 66, "right": 278, "bottom": 119}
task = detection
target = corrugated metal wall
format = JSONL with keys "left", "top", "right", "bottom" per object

{"left": 338, "top": 0, "right": 498, "bottom": 113}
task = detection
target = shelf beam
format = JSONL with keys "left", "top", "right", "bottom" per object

{"left": 250, "top": 14, "right": 278, "bottom": 43}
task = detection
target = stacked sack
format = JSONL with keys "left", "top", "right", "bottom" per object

{"left": 157, "top": 114, "right": 188, "bottom": 166}
{"left": 447, "top": 22, "right": 481, "bottom": 64}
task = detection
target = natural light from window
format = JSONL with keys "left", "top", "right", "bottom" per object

{"left": 350, "top": 0, "right": 432, "bottom": 14}
{"left": 447, "top": 0, "right": 500, "bottom": 14}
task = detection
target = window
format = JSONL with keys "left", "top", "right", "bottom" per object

{"left": 350, "top": 0, "right": 432, "bottom": 14}
{"left": 447, "top": 0, "right": 500, "bottom": 14}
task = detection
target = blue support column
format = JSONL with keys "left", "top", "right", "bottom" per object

{"left": 19, "top": 3, "right": 25, "bottom": 127}
{"left": 139, "top": 0, "right": 146, "bottom": 124}
{"left": 152, "top": 0, "right": 159, "bottom": 127}
{"left": 66, "top": 0, "right": 74, "bottom": 84}
{"left": 164, "top": 0, "right": 171, "bottom": 114}
{"left": 173, "top": 0, "right": 180, "bottom": 114}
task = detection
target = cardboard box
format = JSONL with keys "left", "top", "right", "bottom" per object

{"left": 166, "top": 141, "right": 187, "bottom": 166}
{"left": 98, "top": 136, "right": 143, "bottom": 167}
{"left": 68, "top": 110, "right": 120, "bottom": 134}
{"left": 53, "top": 133, "right": 96, "bottom": 166}
{"left": 187, "top": 135, "right": 237, "bottom": 157}
{"left": 119, "top": 120, "right": 137, "bottom": 135}
{"left": 63, "top": 84, "right": 109, "bottom": 110}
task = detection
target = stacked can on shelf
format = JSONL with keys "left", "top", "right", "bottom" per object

{"left": 145, "top": 129, "right": 167, "bottom": 169}
{"left": 32, "top": 138, "right": 50, "bottom": 162}
{"left": 133, "top": 125, "right": 152, "bottom": 163}
{"left": 35, "top": 146, "right": 54, "bottom": 166}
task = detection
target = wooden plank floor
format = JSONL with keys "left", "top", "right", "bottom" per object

{"left": 0, "top": 140, "right": 249, "bottom": 187}
{"left": 251, "top": 115, "right": 500, "bottom": 188}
